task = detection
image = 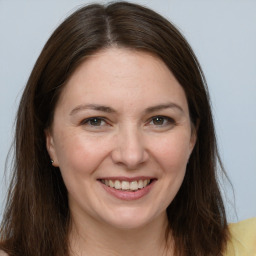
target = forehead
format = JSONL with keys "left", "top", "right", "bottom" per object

{"left": 56, "top": 47, "right": 189, "bottom": 114}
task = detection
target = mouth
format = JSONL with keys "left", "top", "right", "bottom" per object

{"left": 99, "top": 178, "right": 154, "bottom": 192}
{"left": 97, "top": 177, "right": 157, "bottom": 201}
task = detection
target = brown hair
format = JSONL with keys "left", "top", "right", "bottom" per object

{"left": 0, "top": 2, "right": 230, "bottom": 255}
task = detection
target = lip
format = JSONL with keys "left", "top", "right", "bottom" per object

{"left": 98, "top": 176, "right": 156, "bottom": 182}
{"left": 98, "top": 177, "right": 157, "bottom": 201}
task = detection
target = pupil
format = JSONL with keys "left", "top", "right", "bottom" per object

{"left": 153, "top": 117, "right": 164, "bottom": 125}
{"left": 90, "top": 118, "right": 101, "bottom": 126}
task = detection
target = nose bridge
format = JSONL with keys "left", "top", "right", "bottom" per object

{"left": 112, "top": 123, "right": 148, "bottom": 168}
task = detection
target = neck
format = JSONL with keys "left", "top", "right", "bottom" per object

{"left": 68, "top": 212, "right": 173, "bottom": 256}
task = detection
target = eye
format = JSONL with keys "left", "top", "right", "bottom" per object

{"left": 149, "top": 116, "right": 175, "bottom": 126}
{"left": 81, "top": 117, "right": 107, "bottom": 127}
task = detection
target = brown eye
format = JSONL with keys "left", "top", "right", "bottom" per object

{"left": 152, "top": 116, "right": 165, "bottom": 125}
{"left": 82, "top": 117, "right": 106, "bottom": 126}
{"left": 150, "top": 116, "right": 174, "bottom": 126}
{"left": 89, "top": 118, "right": 102, "bottom": 126}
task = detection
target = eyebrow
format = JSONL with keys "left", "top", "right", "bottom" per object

{"left": 69, "top": 102, "right": 184, "bottom": 116}
{"left": 144, "top": 103, "right": 184, "bottom": 114}
{"left": 70, "top": 104, "right": 116, "bottom": 116}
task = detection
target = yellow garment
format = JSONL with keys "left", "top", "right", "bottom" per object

{"left": 225, "top": 217, "right": 256, "bottom": 256}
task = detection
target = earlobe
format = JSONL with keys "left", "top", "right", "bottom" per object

{"left": 45, "top": 129, "right": 59, "bottom": 167}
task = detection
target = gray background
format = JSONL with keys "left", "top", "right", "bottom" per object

{"left": 0, "top": 0, "right": 255, "bottom": 222}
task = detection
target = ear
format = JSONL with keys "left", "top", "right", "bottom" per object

{"left": 189, "top": 129, "right": 197, "bottom": 153}
{"left": 45, "top": 129, "right": 59, "bottom": 167}
{"left": 189, "top": 119, "right": 199, "bottom": 154}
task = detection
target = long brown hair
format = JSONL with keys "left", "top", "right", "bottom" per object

{"left": 0, "top": 2, "right": 230, "bottom": 255}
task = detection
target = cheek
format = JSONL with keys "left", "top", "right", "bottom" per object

{"left": 54, "top": 130, "right": 111, "bottom": 177}
{"left": 146, "top": 134, "right": 190, "bottom": 213}
{"left": 150, "top": 132, "right": 191, "bottom": 171}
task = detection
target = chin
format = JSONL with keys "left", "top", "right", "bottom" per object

{"left": 100, "top": 207, "right": 161, "bottom": 230}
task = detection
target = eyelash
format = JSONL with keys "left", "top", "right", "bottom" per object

{"left": 148, "top": 116, "right": 176, "bottom": 127}
{"left": 80, "top": 117, "right": 108, "bottom": 127}
{"left": 80, "top": 115, "right": 175, "bottom": 128}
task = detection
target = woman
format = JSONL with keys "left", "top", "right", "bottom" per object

{"left": 0, "top": 2, "right": 255, "bottom": 256}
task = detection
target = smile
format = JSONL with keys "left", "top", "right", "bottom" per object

{"left": 98, "top": 176, "right": 156, "bottom": 200}
{"left": 100, "top": 179, "right": 151, "bottom": 191}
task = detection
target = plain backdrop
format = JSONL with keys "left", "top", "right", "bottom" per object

{"left": 0, "top": 0, "right": 255, "bottom": 223}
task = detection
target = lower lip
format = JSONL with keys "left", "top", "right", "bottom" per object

{"left": 99, "top": 180, "right": 156, "bottom": 201}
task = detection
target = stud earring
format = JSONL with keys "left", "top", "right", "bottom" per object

{"left": 51, "top": 159, "right": 54, "bottom": 164}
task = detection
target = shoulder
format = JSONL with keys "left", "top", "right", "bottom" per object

{"left": 0, "top": 250, "right": 8, "bottom": 256}
{"left": 224, "top": 217, "right": 256, "bottom": 256}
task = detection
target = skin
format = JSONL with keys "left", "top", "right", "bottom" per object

{"left": 46, "top": 47, "right": 196, "bottom": 255}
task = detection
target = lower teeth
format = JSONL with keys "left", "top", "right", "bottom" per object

{"left": 116, "top": 188, "right": 139, "bottom": 192}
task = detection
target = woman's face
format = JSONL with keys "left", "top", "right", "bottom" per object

{"left": 46, "top": 48, "right": 196, "bottom": 230}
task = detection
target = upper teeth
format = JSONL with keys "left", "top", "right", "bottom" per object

{"left": 101, "top": 179, "right": 151, "bottom": 191}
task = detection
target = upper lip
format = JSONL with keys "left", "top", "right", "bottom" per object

{"left": 97, "top": 176, "right": 156, "bottom": 182}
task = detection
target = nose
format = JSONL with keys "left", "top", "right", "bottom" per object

{"left": 111, "top": 126, "right": 149, "bottom": 169}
